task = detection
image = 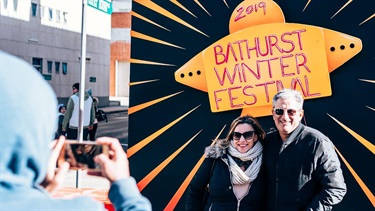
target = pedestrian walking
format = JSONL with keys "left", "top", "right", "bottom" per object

{"left": 62, "top": 83, "right": 95, "bottom": 140}
{"left": 89, "top": 96, "right": 99, "bottom": 141}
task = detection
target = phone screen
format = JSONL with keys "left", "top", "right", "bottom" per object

{"left": 58, "top": 140, "right": 109, "bottom": 171}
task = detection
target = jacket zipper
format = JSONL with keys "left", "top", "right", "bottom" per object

{"left": 275, "top": 163, "right": 278, "bottom": 211}
{"left": 275, "top": 150, "right": 281, "bottom": 211}
{"left": 223, "top": 157, "right": 250, "bottom": 211}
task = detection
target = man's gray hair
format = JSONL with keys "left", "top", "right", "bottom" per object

{"left": 272, "top": 89, "right": 304, "bottom": 110}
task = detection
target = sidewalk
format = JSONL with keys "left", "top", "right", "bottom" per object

{"left": 58, "top": 171, "right": 111, "bottom": 207}
{"left": 100, "top": 97, "right": 129, "bottom": 114}
{"left": 63, "top": 170, "right": 110, "bottom": 189}
{"left": 100, "top": 105, "right": 128, "bottom": 114}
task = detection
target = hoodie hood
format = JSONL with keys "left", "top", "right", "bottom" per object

{"left": 0, "top": 51, "right": 58, "bottom": 189}
{"left": 75, "top": 90, "right": 90, "bottom": 100}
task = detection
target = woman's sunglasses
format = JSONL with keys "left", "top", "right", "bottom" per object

{"left": 233, "top": 131, "right": 254, "bottom": 140}
{"left": 273, "top": 108, "right": 298, "bottom": 116}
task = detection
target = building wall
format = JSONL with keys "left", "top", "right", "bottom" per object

{"left": 110, "top": 11, "right": 131, "bottom": 97}
{"left": 0, "top": 0, "right": 111, "bottom": 106}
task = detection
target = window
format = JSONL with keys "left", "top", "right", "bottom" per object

{"left": 55, "top": 61, "right": 60, "bottom": 73}
{"left": 47, "top": 61, "right": 53, "bottom": 73}
{"left": 48, "top": 7, "right": 53, "bottom": 20}
{"left": 62, "top": 62, "right": 67, "bottom": 74}
{"left": 32, "top": 58, "right": 43, "bottom": 73}
{"left": 63, "top": 11, "right": 68, "bottom": 23}
{"left": 3, "top": 0, "right": 8, "bottom": 9}
{"left": 56, "top": 9, "right": 60, "bottom": 22}
{"left": 31, "top": 3, "right": 37, "bottom": 17}
{"left": 89, "top": 77, "right": 96, "bottom": 82}
{"left": 13, "top": 0, "right": 17, "bottom": 11}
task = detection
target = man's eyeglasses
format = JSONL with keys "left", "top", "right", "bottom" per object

{"left": 273, "top": 108, "right": 298, "bottom": 116}
{"left": 233, "top": 131, "right": 254, "bottom": 140}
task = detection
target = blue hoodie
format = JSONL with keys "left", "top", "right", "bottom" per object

{"left": 0, "top": 51, "right": 151, "bottom": 211}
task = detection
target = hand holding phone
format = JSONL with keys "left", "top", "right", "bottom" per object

{"left": 59, "top": 140, "right": 109, "bottom": 171}
{"left": 88, "top": 137, "right": 130, "bottom": 183}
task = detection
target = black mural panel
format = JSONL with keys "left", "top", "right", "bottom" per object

{"left": 130, "top": 0, "right": 375, "bottom": 210}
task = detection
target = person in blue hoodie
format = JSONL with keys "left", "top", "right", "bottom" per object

{"left": 0, "top": 50, "right": 152, "bottom": 211}
{"left": 55, "top": 103, "right": 66, "bottom": 139}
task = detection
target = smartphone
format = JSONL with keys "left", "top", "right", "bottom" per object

{"left": 58, "top": 140, "right": 109, "bottom": 171}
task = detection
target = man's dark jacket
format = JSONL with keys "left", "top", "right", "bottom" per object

{"left": 262, "top": 124, "right": 347, "bottom": 211}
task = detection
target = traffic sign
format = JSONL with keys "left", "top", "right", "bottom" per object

{"left": 87, "top": 0, "right": 112, "bottom": 15}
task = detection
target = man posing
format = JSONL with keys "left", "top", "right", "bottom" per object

{"left": 62, "top": 83, "right": 95, "bottom": 140}
{"left": 262, "top": 89, "right": 346, "bottom": 210}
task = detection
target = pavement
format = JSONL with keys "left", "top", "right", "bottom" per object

{"left": 100, "top": 105, "right": 128, "bottom": 114}
{"left": 63, "top": 170, "right": 110, "bottom": 189}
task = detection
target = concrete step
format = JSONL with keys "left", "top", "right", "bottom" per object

{"left": 109, "top": 101, "right": 121, "bottom": 106}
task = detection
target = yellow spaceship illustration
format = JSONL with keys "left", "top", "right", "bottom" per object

{"left": 174, "top": 0, "right": 362, "bottom": 117}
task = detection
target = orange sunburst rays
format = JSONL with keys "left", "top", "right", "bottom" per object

{"left": 133, "top": 0, "right": 209, "bottom": 37}
{"left": 129, "top": 79, "right": 160, "bottom": 86}
{"left": 163, "top": 124, "right": 227, "bottom": 211}
{"left": 359, "top": 79, "right": 375, "bottom": 84}
{"left": 128, "top": 90, "right": 184, "bottom": 115}
{"left": 172, "top": 0, "right": 230, "bottom": 18}
{"left": 303, "top": 0, "right": 375, "bottom": 26}
{"left": 130, "top": 58, "right": 174, "bottom": 66}
{"left": 127, "top": 105, "right": 201, "bottom": 157}
{"left": 194, "top": 0, "right": 211, "bottom": 16}
{"left": 359, "top": 79, "right": 375, "bottom": 112}
{"left": 367, "top": 106, "right": 375, "bottom": 112}
{"left": 137, "top": 129, "right": 203, "bottom": 191}
{"left": 335, "top": 148, "right": 375, "bottom": 207}
{"left": 131, "top": 30, "right": 185, "bottom": 49}
{"left": 131, "top": 11, "right": 171, "bottom": 31}
{"left": 359, "top": 13, "right": 375, "bottom": 26}
{"left": 327, "top": 113, "right": 375, "bottom": 154}
{"left": 331, "top": 0, "right": 353, "bottom": 19}
{"left": 327, "top": 114, "right": 375, "bottom": 207}
{"left": 303, "top": 0, "right": 353, "bottom": 16}
{"left": 170, "top": 0, "right": 197, "bottom": 18}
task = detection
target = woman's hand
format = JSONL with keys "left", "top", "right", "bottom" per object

{"left": 88, "top": 137, "right": 130, "bottom": 183}
{"left": 40, "top": 136, "right": 70, "bottom": 196}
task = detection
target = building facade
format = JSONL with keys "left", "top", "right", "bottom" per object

{"left": 0, "top": 0, "right": 112, "bottom": 106}
{"left": 110, "top": 0, "right": 131, "bottom": 106}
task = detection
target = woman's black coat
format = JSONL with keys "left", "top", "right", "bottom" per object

{"left": 186, "top": 154, "right": 266, "bottom": 211}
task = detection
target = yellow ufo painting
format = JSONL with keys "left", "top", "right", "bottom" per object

{"left": 174, "top": 0, "right": 362, "bottom": 117}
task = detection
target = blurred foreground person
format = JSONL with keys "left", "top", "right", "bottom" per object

{"left": 0, "top": 50, "right": 151, "bottom": 211}
{"left": 262, "top": 89, "right": 346, "bottom": 210}
{"left": 186, "top": 115, "right": 266, "bottom": 210}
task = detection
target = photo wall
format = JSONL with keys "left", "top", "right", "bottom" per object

{"left": 129, "top": 0, "right": 375, "bottom": 210}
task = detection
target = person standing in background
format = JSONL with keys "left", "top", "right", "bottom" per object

{"left": 62, "top": 83, "right": 95, "bottom": 140}
{"left": 87, "top": 88, "right": 99, "bottom": 141}
{"left": 55, "top": 104, "right": 66, "bottom": 139}
{"left": 90, "top": 96, "right": 99, "bottom": 141}
{"left": 262, "top": 89, "right": 346, "bottom": 210}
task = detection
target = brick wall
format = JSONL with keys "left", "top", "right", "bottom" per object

{"left": 110, "top": 12, "right": 131, "bottom": 96}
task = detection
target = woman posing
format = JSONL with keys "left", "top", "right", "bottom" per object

{"left": 186, "top": 115, "right": 266, "bottom": 211}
